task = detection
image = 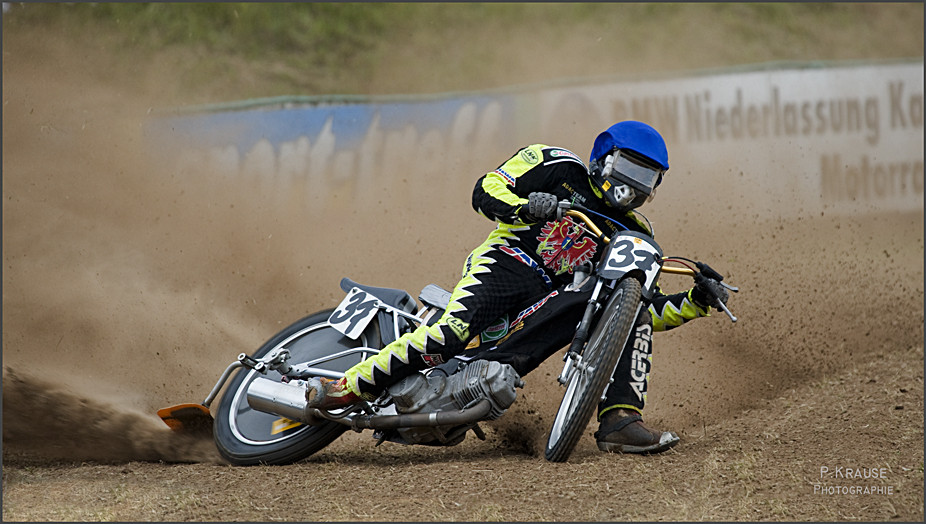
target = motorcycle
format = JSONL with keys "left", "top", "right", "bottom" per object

{"left": 158, "top": 201, "right": 738, "bottom": 464}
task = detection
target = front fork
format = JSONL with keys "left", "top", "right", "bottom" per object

{"left": 557, "top": 274, "right": 646, "bottom": 403}
{"left": 557, "top": 272, "right": 607, "bottom": 386}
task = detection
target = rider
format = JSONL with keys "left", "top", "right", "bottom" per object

{"left": 307, "top": 120, "right": 728, "bottom": 454}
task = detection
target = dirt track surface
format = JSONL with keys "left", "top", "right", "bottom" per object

{"left": 3, "top": 22, "right": 924, "bottom": 523}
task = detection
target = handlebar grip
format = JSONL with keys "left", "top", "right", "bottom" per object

{"left": 696, "top": 262, "right": 724, "bottom": 282}
{"left": 556, "top": 200, "right": 582, "bottom": 220}
{"left": 694, "top": 266, "right": 738, "bottom": 323}
{"left": 694, "top": 273, "right": 723, "bottom": 303}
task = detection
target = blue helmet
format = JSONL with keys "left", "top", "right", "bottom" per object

{"left": 589, "top": 121, "right": 669, "bottom": 211}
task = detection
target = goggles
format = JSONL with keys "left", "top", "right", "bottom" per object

{"left": 601, "top": 149, "right": 665, "bottom": 197}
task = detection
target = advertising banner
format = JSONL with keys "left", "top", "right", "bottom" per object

{"left": 146, "top": 60, "right": 923, "bottom": 219}
{"left": 532, "top": 61, "right": 923, "bottom": 218}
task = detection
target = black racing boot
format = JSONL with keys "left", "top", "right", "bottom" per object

{"left": 594, "top": 408, "right": 679, "bottom": 454}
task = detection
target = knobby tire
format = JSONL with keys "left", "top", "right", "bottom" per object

{"left": 544, "top": 277, "right": 642, "bottom": 462}
{"left": 213, "top": 309, "right": 362, "bottom": 466}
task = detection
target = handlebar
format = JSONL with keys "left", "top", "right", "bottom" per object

{"left": 557, "top": 200, "right": 739, "bottom": 322}
{"left": 562, "top": 209, "right": 611, "bottom": 243}
{"left": 562, "top": 208, "right": 695, "bottom": 273}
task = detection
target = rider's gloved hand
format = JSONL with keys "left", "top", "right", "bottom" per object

{"left": 520, "top": 192, "right": 559, "bottom": 223}
{"left": 691, "top": 275, "right": 729, "bottom": 309}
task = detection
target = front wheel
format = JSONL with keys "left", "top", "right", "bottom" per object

{"left": 545, "top": 277, "right": 642, "bottom": 462}
{"left": 213, "top": 309, "right": 379, "bottom": 466}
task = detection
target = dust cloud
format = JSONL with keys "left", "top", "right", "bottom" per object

{"left": 3, "top": 369, "right": 220, "bottom": 463}
{"left": 3, "top": 24, "right": 923, "bottom": 465}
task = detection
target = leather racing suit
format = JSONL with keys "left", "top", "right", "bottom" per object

{"left": 343, "top": 144, "right": 712, "bottom": 419}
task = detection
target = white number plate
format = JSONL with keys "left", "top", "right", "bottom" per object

{"left": 328, "top": 287, "right": 380, "bottom": 339}
{"left": 603, "top": 234, "right": 663, "bottom": 292}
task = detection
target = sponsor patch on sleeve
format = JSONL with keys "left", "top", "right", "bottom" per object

{"left": 546, "top": 148, "right": 584, "bottom": 165}
{"left": 520, "top": 148, "right": 540, "bottom": 165}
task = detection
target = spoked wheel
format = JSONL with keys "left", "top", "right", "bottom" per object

{"left": 213, "top": 309, "right": 379, "bottom": 466}
{"left": 545, "top": 277, "right": 642, "bottom": 462}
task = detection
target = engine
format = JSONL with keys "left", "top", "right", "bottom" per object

{"left": 382, "top": 359, "right": 524, "bottom": 446}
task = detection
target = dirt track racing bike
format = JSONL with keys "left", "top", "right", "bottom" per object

{"left": 158, "top": 201, "right": 738, "bottom": 465}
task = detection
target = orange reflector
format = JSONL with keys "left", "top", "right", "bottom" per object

{"left": 157, "top": 403, "right": 213, "bottom": 434}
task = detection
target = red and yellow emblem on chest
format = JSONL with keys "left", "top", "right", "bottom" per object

{"left": 536, "top": 218, "right": 598, "bottom": 275}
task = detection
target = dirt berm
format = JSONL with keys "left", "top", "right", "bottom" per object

{"left": 3, "top": 18, "right": 924, "bottom": 524}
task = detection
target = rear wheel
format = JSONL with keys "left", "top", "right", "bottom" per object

{"left": 213, "top": 309, "right": 379, "bottom": 465}
{"left": 544, "top": 278, "right": 642, "bottom": 462}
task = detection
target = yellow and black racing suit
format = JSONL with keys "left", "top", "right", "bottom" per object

{"left": 344, "top": 144, "right": 712, "bottom": 418}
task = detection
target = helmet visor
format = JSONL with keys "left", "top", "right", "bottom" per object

{"left": 605, "top": 150, "right": 664, "bottom": 197}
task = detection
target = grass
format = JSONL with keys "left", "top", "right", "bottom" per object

{"left": 4, "top": 2, "right": 922, "bottom": 102}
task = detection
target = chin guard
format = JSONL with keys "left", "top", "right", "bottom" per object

{"left": 609, "top": 182, "right": 636, "bottom": 208}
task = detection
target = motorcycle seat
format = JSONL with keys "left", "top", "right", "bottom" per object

{"left": 418, "top": 283, "right": 452, "bottom": 310}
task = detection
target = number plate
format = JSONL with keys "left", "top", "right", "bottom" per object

{"left": 602, "top": 234, "right": 663, "bottom": 293}
{"left": 328, "top": 287, "right": 380, "bottom": 339}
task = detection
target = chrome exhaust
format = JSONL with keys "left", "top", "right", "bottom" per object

{"left": 246, "top": 378, "right": 315, "bottom": 423}
{"left": 246, "top": 377, "right": 493, "bottom": 429}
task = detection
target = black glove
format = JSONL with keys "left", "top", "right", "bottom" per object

{"left": 691, "top": 275, "right": 729, "bottom": 309}
{"left": 519, "top": 192, "right": 558, "bottom": 223}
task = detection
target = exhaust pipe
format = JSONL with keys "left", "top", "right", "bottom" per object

{"left": 246, "top": 378, "right": 315, "bottom": 423}
{"left": 246, "top": 377, "right": 492, "bottom": 429}
{"left": 342, "top": 398, "right": 491, "bottom": 429}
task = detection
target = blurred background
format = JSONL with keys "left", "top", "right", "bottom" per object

{"left": 3, "top": 2, "right": 923, "bottom": 104}
{"left": 2, "top": 2, "right": 923, "bottom": 467}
